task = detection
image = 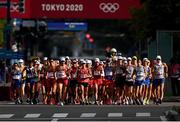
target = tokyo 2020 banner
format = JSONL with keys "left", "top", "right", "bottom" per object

{"left": 0, "top": 0, "right": 141, "bottom": 19}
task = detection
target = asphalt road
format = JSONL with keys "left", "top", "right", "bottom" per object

{"left": 0, "top": 102, "right": 179, "bottom": 121}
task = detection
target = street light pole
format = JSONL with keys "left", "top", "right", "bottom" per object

{"left": 6, "top": 0, "right": 11, "bottom": 50}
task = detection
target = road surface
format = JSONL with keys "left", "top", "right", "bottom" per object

{"left": 0, "top": 102, "right": 180, "bottom": 121}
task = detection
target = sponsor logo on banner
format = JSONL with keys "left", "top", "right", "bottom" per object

{"left": 10, "top": 2, "right": 19, "bottom": 12}
{"left": 99, "top": 3, "right": 119, "bottom": 13}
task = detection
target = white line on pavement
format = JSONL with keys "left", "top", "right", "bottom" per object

{"left": 108, "top": 113, "right": 123, "bottom": 117}
{"left": 51, "top": 118, "right": 59, "bottom": 122}
{"left": 136, "top": 112, "right": 151, "bottom": 117}
{"left": 0, "top": 114, "right": 14, "bottom": 118}
{"left": 24, "top": 113, "right": 41, "bottom": 118}
{"left": 52, "top": 113, "right": 68, "bottom": 118}
{"left": 80, "top": 113, "right": 96, "bottom": 118}
{"left": 160, "top": 116, "right": 168, "bottom": 121}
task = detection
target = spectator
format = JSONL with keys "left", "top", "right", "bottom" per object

{"left": 170, "top": 58, "right": 180, "bottom": 96}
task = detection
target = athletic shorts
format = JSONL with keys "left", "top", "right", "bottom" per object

{"left": 88, "top": 79, "right": 94, "bottom": 88}
{"left": 41, "top": 79, "right": 46, "bottom": 86}
{"left": 153, "top": 78, "right": 165, "bottom": 86}
{"left": 94, "top": 78, "right": 103, "bottom": 85}
{"left": 12, "top": 79, "right": 21, "bottom": 88}
{"left": 57, "top": 78, "right": 69, "bottom": 86}
{"left": 104, "top": 79, "right": 114, "bottom": 86}
{"left": 125, "top": 80, "right": 134, "bottom": 86}
{"left": 26, "top": 79, "right": 35, "bottom": 84}
{"left": 69, "top": 79, "right": 78, "bottom": 87}
{"left": 80, "top": 82, "right": 89, "bottom": 87}
{"left": 47, "top": 78, "right": 56, "bottom": 86}
{"left": 115, "top": 77, "right": 125, "bottom": 87}
{"left": 143, "top": 78, "right": 150, "bottom": 86}
{"left": 135, "top": 80, "right": 144, "bottom": 86}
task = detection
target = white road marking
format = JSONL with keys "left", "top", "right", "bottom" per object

{"left": 0, "top": 114, "right": 14, "bottom": 118}
{"left": 108, "top": 113, "right": 123, "bottom": 117}
{"left": 136, "top": 112, "right": 151, "bottom": 117}
{"left": 160, "top": 116, "right": 168, "bottom": 121}
{"left": 52, "top": 113, "right": 68, "bottom": 118}
{"left": 51, "top": 118, "right": 59, "bottom": 122}
{"left": 80, "top": 113, "right": 96, "bottom": 118}
{"left": 24, "top": 113, "right": 41, "bottom": 118}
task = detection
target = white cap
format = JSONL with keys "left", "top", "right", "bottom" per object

{"left": 127, "top": 57, "right": 132, "bottom": 61}
{"left": 95, "top": 58, "right": 100, "bottom": 63}
{"left": 60, "top": 57, "right": 65, "bottom": 62}
{"left": 110, "top": 48, "right": 117, "bottom": 53}
{"left": 132, "top": 56, "right": 137, "bottom": 60}
{"left": 117, "top": 56, "right": 123, "bottom": 60}
{"left": 81, "top": 60, "right": 86, "bottom": 64}
{"left": 43, "top": 57, "right": 48, "bottom": 61}
{"left": 124, "top": 61, "right": 128, "bottom": 64}
{"left": 65, "top": 56, "right": 70, "bottom": 60}
{"left": 86, "top": 60, "right": 92, "bottom": 64}
{"left": 18, "top": 59, "right": 24, "bottom": 63}
{"left": 156, "top": 55, "right": 161, "bottom": 60}
{"left": 123, "top": 57, "right": 127, "bottom": 61}
{"left": 143, "top": 58, "right": 148, "bottom": 62}
{"left": 35, "top": 61, "right": 40, "bottom": 65}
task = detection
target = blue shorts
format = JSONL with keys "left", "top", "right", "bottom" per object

{"left": 135, "top": 80, "right": 144, "bottom": 86}
{"left": 153, "top": 78, "right": 165, "bottom": 86}
{"left": 143, "top": 78, "right": 150, "bottom": 86}
{"left": 26, "top": 79, "right": 35, "bottom": 84}
{"left": 12, "top": 79, "right": 21, "bottom": 88}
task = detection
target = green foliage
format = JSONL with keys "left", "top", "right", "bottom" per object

{"left": 130, "top": 0, "right": 180, "bottom": 40}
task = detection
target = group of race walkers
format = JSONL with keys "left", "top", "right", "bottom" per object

{"left": 10, "top": 48, "right": 168, "bottom": 106}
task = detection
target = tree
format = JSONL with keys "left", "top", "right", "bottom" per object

{"left": 130, "top": 0, "right": 180, "bottom": 40}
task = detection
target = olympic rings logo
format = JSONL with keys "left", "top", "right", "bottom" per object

{"left": 99, "top": 3, "right": 119, "bottom": 13}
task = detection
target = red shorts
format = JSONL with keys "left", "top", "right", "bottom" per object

{"left": 46, "top": 78, "right": 56, "bottom": 91}
{"left": 104, "top": 79, "right": 114, "bottom": 86}
{"left": 57, "top": 78, "right": 69, "bottom": 86}
{"left": 79, "top": 78, "right": 89, "bottom": 83}
{"left": 88, "top": 79, "right": 94, "bottom": 87}
{"left": 94, "top": 78, "right": 103, "bottom": 85}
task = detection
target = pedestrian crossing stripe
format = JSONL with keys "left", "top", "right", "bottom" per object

{"left": 24, "top": 113, "right": 41, "bottom": 118}
{"left": 0, "top": 114, "right": 14, "bottom": 118}
{"left": 80, "top": 113, "right": 96, "bottom": 117}
{"left": 136, "top": 112, "right": 151, "bottom": 117}
{"left": 108, "top": 113, "right": 123, "bottom": 117}
{"left": 52, "top": 113, "right": 68, "bottom": 118}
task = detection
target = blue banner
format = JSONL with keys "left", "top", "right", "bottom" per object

{"left": 47, "top": 22, "right": 88, "bottom": 31}
{"left": 0, "top": 49, "right": 24, "bottom": 59}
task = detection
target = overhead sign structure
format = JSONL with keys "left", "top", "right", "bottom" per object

{"left": 0, "top": 0, "right": 141, "bottom": 19}
{"left": 48, "top": 22, "right": 88, "bottom": 31}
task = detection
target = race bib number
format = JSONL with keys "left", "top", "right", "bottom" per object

{"left": 57, "top": 71, "right": 66, "bottom": 78}
{"left": 13, "top": 75, "right": 21, "bottom": 80}
{"left": 94, "top": 71, "right": 101, "bottom": 76}
{"left": 106, "top": 71, "right": 113, "bottom": 76}
{"left": 80, "top": 74, "right": 87, "bottom": 79}
{"left": 27, "top": 74, "right": 33, "bottom": 78}
{"left": 72, "top": 74, "right": 77, "bottom": 79}
{"left": 47, "top": 72, "right": 54, "bottom": 78}
{"left": 116, "top": 69, "right": 122, "bottom": 74}
{"left": 137, "top": 72, "right": 144, "bottom": 76}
